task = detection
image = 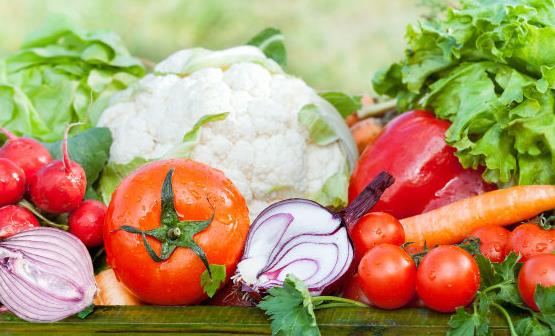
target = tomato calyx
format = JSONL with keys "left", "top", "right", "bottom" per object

{"left": 119, "top": 168, "right": 214, "bottom": 275}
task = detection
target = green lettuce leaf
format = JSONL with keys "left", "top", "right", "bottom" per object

{"left": 44, "top": 127, "right": 112, "bottom": 186}
{"left": 298, "top": 104, "right": 339, "bottom": 146}
{"left": 373, "top": 0, "right": 555, "bottom": 185}
{"left": 98, "top": 157, "right": 150, "bottom": 204}
{"left": 0, "top": 16, "right": 144, "bottom": 141}
{"left": 247, "top": 27, "right": 287, "bottom": 67}
{"left": 309, "top": 161, "right": 349, "bottom": 209}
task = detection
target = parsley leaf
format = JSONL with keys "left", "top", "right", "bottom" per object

{"left": 534, "top": 285, "right": 555, "bottom": 333}
{"left": 258, "top": 275, "right": 366, "bottom": 336}
{"left": 515, "top": 317, "right": 552, "bottom": 336}
{"left": 201, "top": 264, "right": 226, "bottom": 298}
{"left": 258, "top": 275, "right": 320, "bottom": 336}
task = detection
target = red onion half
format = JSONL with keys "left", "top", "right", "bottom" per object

{"left": 0, "top": 227, "right": 96, "bottom": 322}
{"left": 234, "top": 172, "right": 394, "bottom": 295}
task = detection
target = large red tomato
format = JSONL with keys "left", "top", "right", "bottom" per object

{"left": 104, "top": 159, "right": 250, "bottom": 305}
{"left": 349, "top": 111, "right": 494, "bottom": 219}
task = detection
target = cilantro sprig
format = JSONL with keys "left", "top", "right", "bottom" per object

{"left": 258, "top": 275, "right": 367, "bottom": 336}
{"left": 448, "top": 252, "right": 555, "bottom": 336}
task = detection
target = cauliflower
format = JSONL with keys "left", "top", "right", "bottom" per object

{"left": 97, "top": 45, "right": 357, "bottom": 219}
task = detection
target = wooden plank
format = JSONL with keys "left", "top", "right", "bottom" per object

{"left": 0, "top": 306, "right": 514, "bottom": 335}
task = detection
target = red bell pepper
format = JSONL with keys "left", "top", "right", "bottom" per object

{"left": 349, "top": 110, "right": 494, "bottom": 219}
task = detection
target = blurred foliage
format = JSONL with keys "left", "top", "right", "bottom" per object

{"left": 0, "top": 0, "right": 422, "bottom": 93}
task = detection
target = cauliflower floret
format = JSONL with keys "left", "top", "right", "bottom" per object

{"left": 98, "top": 46, "right": 356, "bottom": 220}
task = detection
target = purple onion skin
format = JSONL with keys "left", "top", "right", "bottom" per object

{"left": 0, "top": 227, "right": 96, "bottom": 323}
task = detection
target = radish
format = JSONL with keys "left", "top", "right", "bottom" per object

{"left": 69, "top": 199, "right": 107, "bottom": 248}
{"left": 0, "top": 128, "right": 52, "bottom": 179}
{"left": 0, "top": 158, "right": 26, "bottom": 206}
{"left": 0, "top": 205, "right": 39, "bottom": 239}
{"left": 28, "top": 124, "right": 86, "bottom": 214}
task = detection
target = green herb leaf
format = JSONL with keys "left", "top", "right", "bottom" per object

{"left": 258, "top": 275, "right": 320, "bottom": 336}
{"left": 319, "top": 92, "right": 362, "bottom": 118}
{"left": 447, "top": 306, "right": 490, "bottom": 336}
{"left": 534, "top": 285, "right": 555, "bottom": 333}
{"left": 515, "top": 317, "right": 552, "bottom": 336}
{"left": 247, "top": 27, "right": 287, "bottom": 67}
{"left": 77, "top": 305, "right": 94, "bottom": 319}
{"left": 44, "top": 127, "right": 112, "bottom": 192}
{"left": 200, "top": 264, "right": 226, "bottom": 298}
{"left": 164, "top": 113, "right": 229, "bottom": 159}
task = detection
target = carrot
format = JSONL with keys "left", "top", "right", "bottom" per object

{"left": 350, "top": 118, "right": 383, "bottom": 154}
{"left": 94, "top": 268, "right": 142, "bottom": 306}
{"left": 400, "top": 185, "right": 555, "bottom": 248}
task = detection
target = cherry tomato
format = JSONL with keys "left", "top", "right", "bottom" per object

{"left": 341, "top": 273, "right": 371, "bottom": 305}
{"left": 349, "top": 111, "right": 494, "bottom": 219}
{"left": 469, "top": 226, "right": 511, "bottom": 262}
{"left": 358, "top": 244, "right": 416, "bottom": 309}
{"left": 0, "top": 205, "right": 39, "bottom": 238}
{"left": 508, "top": 223, "right": 555, "bottom": 262}
{"left": 518, "top": 254, "right": 555, "bottom": 311}
{"left": 69, "top": 200, "right": 107, "bottom": 248}
{"left": 350, "top": 212, "right": 404, "bottom": 262}
{"left": 0, "top": 158, "right": 26, "bottom": 206}
{"left": 104, "top": 159, "right": 250, "bottom": 305}
{"left": 416, "top": 245, "right": 480, "bottom": 313}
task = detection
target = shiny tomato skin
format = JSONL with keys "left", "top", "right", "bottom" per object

{"left": 341, "top": 273, "right": 371, "bottom": 305}
{"left": 350, "top": 212, "right": 404, "bottom": 262}
{"left": 469, "top": 226, "right": 511, "bottom": 262}
{"left": 517, "top": 254, "right": 555, "bottom": 311}
{"left": 104, "top": 159, "right": 250, "bottom": 305}
{"left": 416, "top": 245, "right": 480, "bottom": 313}
{"left": 0, "top": 205, "right": 39, "bottom": 238}
{"left": 0, "top": 158, "right": 26, "bottom": 206}
{"left": 508, "top": 223, "right": 555, "bottom": 262}
{"left": 349, "top": 111, "right": 494, "bottom": 219}
{"left": 358, "top": 244, "right": 416, "bottom": 309}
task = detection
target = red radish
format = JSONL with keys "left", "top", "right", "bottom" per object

{"left": 28, "top": 124, "right": 86, "bottom": 214}
{"left": 68, "top": 200, "right": 107, "bottom": 248}
{"left": 0, "top": 128, "right": 51, "bottom": 179}
{"left": 0, "top": 158, "right": 26, "bottom": 206}
{"left": 0, "top": 205, "right": 39, "bottom": 238}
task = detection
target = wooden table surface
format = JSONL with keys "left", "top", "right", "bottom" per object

{"left": 0, "top": 306, "right": 514, "bottom": 335}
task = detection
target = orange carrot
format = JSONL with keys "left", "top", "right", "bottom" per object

{"left": 350, "top": 118, "right": 383, "bottom": 154}
{"left": 400, "top": 185, "right": 555, "bottom": 248}
{"left": 94, "top": 268, "right": 142, "bottom": 306}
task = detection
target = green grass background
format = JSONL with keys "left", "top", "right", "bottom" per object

{"left": 0, "top": 0, "right": 422, "bottom": 93}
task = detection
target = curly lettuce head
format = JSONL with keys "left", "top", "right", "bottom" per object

{"left": 374, "top": 0, "right": 555, "bottom": 185}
